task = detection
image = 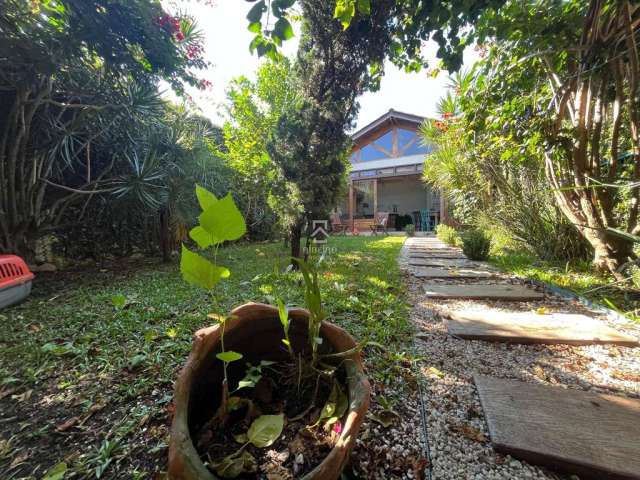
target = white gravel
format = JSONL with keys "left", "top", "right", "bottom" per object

{"left": 401, "top": 236, "right": 640, "bottom": 480}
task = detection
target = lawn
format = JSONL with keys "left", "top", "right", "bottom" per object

{"left": 489, "top": 248, "right": 640, "bottom": 323}
{"left": 0, "top": 236, "right": 412, "bottom": 479}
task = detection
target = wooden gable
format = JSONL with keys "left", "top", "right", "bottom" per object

{"left": 351, "top": 110, "right": 428, "bottom": 163}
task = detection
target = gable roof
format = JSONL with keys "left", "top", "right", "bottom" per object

{"left": 352, "top": 109, "right": 426, "bottom": 141}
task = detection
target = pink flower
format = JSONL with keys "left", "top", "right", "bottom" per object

{"left": 176, "top": 31, "right": 185, "bottom": 41}
{"left": 333, "top": 421, "right": 343, "bottom": 434}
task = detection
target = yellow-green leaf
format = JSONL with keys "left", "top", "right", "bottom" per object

{"left": 247, "top": 414, "right": 284, "bottom": 447}
{"left": 189, "top": 225, "right": 217, "bottom": 249}
{"left": 42, "top": 462, "right": 67, "bottom": 480}
{"left": 217, "top": 350, "right": 243, "bottom": 363}
{"left": 195, "top": 184, "right": 218, "bottom": 211}
{"left": 180, "top": 245, "right": 230, "bottom": 290}
{"left": 199, "top": 193, "right": 247, "bottom": 243}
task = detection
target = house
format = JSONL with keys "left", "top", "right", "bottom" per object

{"left": 337, "top": 109, "right": 448, "bottom": 233}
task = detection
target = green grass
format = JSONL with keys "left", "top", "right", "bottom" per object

{"left": 0, "top": 236, "right": 412, "bottom": 478}
{"left": 488, "top": 247, "right": 640, "bottom": 322}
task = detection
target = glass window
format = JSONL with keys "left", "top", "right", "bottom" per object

{"left": 360, "top": 144, "right": 387, "bottom": 162}
{"left": 373, "top": 131, "right": 393, "bottom": 152}
{"left": 403, "top": 141, "right": 431, "bottom": 156}
{"left": 397, "top": 128, "right": 417, "bottom": 148}
{"left": 350, "top": 152, "right": 359, "bottom": 163}
{"left": 354, "top": 180, "right": 375, "bottom": 218}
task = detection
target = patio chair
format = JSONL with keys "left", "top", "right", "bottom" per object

{"left": 370, "top": 212, "right": 389, "bottom": 236}
{"left": 420, "top": 209, "right": 429, "bottom": 232}
{"left": 330, "top": 212, "right": 349, "bottom": 235}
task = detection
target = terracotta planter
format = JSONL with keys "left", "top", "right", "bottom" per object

{"left": 168, "top": 302, "right": 370, "bottom": 480}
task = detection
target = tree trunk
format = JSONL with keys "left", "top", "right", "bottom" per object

{"left": 290, "top": 224, "right": 302, "bottom": 268}
{"left": 582, "top": 227, "right": 634, "bottom": 275}
{"left": 159, "top": 207, "right": 170, "bottom": 263}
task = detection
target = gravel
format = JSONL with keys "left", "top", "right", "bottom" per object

{"left": 400, "top": 236, "right": 640, "bottom": 480}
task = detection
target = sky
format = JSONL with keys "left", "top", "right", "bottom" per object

{"left": 165, "top": 1, "right": 479, "bottom": 131}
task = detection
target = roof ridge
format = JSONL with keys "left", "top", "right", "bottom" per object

{"left": 352, "top": 109, "right": 427, "bottom": 140}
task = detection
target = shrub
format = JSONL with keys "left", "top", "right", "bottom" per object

{"left": 436, "top": 224, "right": 460, "bottom": 246}
{"left": 461, "top": 229, "right": 491, "bottom": 260}
{"left": 405, "top": 224, "right": 416, "bottom": 236}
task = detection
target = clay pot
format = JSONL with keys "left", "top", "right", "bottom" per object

{"left": 168, "top": 302, "right": 370, "bottom": 480}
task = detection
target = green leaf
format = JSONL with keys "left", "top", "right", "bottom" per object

{"left": 217, "top": 351, "right": 243, "bottom": 363}
{"left": 233, "top": 433, "right": 248, "bottom": 443}
{"left": 247, "top": 414, "right": 284, "bottom": 447}
{"left": 111, "top": 294, "right": 126, "bottom": 309}
{"left": 199, "top": 193, "right": 247, "bottom": 243}
{"left": 247, "top": 21, "right": 262, "bottom": 34}
{"left": 357, "top": 0, "right": 370, "bottom": 15}
{"left": 212, "top": 450, "right": 256, "bottom": 478}
{"left": 272, "top": 18, "right": 294, "bottom": 41}
{"left": 195, "top": 184, "right": 218, "bottom": 211}
{"left": 277, "top": 299, "right": 289, "bottom": 328}
{"left": 189, "top": 226, "right": 216, "bottom": 249}
{"left": 128, "top": 354, "right": 147, "bottom": 369}
{"left": 333, "top": 0, "right": 355, "bottom": 30}
{"left": 41, "top": 342, "right": 77, "bottom": 357}
{"left": 42, "top": 462, "right": 67, "bottom": 480}
{"left": 180, "top": 245, "right": 230, "bottom": 290}
{"left": 246, "top": 0, "right": 266, "bottom": 23}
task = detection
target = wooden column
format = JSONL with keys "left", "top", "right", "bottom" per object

{"left": 348, "top": 182, "right": 354, "bottom": 231}
{"left": 373, "top": 178, "right": 378, "bottom": 216}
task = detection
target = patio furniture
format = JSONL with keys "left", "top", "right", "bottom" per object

{"left": 412, "top": 211, "right": 421, "bottom": 231}
{"left": 330, "top": 212, "right": 349, "bottom": 235}
{"left": 370, "top": 212, "right": 389, "bottom": 235}
{"left": 420, "top": 209, "right": 429, "bottom": 232}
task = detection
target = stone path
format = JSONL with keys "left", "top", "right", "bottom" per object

{"left": 402, "top": 236, "right": 640, "bottom": 480}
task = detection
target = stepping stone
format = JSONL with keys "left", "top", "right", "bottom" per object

{"left": 423, "top": 284, "right": 544, "bottom": 301}
{"left": 410, "top": 258, "right": 482, "bottom": 268}
{"left": 410, "top": 253, "right": 467, "bottom": 260}
{"left": 474, "top": 375, "right": 640, "bottom": 480}
{"left": 409, "top": 253, "right": 468, "bottom": 267}
{"left": 412, "top": 267, "right": 497, "bottom": 279}
{"left": 447, "top": 309, "right": 639, "bottom": 346}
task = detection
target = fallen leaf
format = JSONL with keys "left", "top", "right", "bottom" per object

{"left": 27, "top": 322, "right": 42, "bottom": 333}
{"left": 611, "top": 370, "right": 640, "bottom": 382}
{"left": 412, "top": 456, "right": 429, "bottom": 480}
{"left": 368, "top": 410, "right": 399, "bottom": 428}
{"left": 56, "top": 416, "right": 79, "bottom": 432}
{"left": 424, "top": 366, "right": 445, "bottom": 378}
{"left": 534, "top": 307, "right": 549, "bottom": 315}
{"left": 451, "top": 423, "right": 487, "bottom": 443}
{"left": 0, "top": 387, "right": 17, "bottom": 401}
{"left": 78, "top": 402, "right": 106, "bottom": 426}
{"left": 10, "top": 452, "right": 29, "bottom": 469}
{"left": 11, "top": 389, "right": 33, "bottom": 402}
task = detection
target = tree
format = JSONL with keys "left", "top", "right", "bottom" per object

{"left": 249, "top": 0, "right": 505, "bottom": 261}
{"left": 422, "top": 71, "right": 590, "bottom": 260}
{"left": 219, "top": 60, "right": 302, "bottom": 240}
{"left": 468, "top": 0, "right": 640, "bottom": 274}
{"left": 267, "top": 1, "right": 392, "bottom": 261}
{"left": 0, "top": 0, "right": 206, "bottom": 256}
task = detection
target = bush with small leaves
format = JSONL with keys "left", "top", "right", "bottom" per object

{"left": 404, "top": 224, "right": 415, "bottom": 237}
{"left": 461, "top": 229, "right": 491, "bottom": 260}
{"left": 435, "top": 224, "right": 460, "bottom": 246}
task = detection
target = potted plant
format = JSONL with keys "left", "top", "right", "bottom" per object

{"left": 169, "top": 186, "right": 370, "bottom": 479}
